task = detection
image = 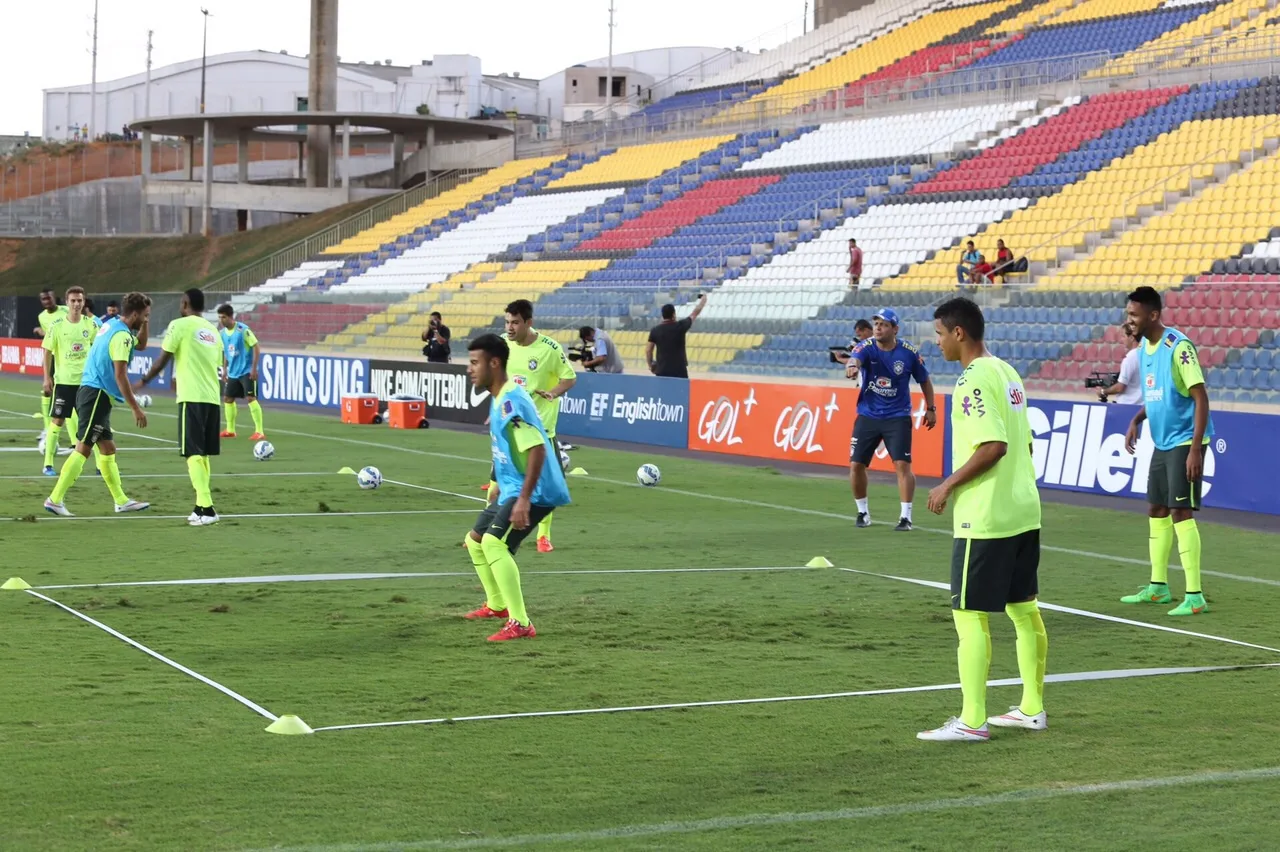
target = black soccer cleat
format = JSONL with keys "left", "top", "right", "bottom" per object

{"left": 856, "top": 512, "right": 871, "bottom": 528}
{"left": 894, "top": 517, "right": 913, "bottom": 532}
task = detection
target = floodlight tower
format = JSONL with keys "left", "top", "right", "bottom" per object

{"left": 306, "top": 0, "right": 339, "bottom": 187}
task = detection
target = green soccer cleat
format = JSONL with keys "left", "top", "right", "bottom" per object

{"left": 1168, "top": 593, "right": 1209, "bottom": 616}
{"left": 1120, "top": 584, "right": 1173, "bottom": 604}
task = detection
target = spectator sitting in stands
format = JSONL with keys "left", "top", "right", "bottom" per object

{"left": 956, "top": 241, "right": 980, "bottom": 284}
{"left": 990, "top": 239, "right": 1028, "bottom": 281}
{"left": 969, "top": 254, "right": 994, "bottom": 285}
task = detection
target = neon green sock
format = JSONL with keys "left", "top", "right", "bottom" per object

{"left": 1174, "top": 518, "right": 1203, "bottom": 595}
{"left": 1005, "top": 601, "right": 1048, "bottom": 716}
{"left": 465, "top": 534, "right": 505, "bottom": 611}
{"left": 248, "top": 400, "right": 265, "bottom": 434}
{"left": 44, "top": 424, "right": 61, "bottom": 468}
{"left": 41, "top": 395, "right": 51, "bottom": 433}
{"left": 482, "top": 533, "right": 529, "bottom": 626}
{"left": 953, "top": 609, "right": 991, "bottom": 729}
{"left": 97, "top": 453, "right": 128, "bottom": 505}
{"left": 67, "top": 409, "right": 79, "bottom": 441}
{"left": 50, "top": 451, "right": 88, "bottom": 503}
{"left": 187, "top": 455, "right": 213, "bottom": 506}
{"left": 224, "top": 402, "right": 238, "bottom": 434}
{"left": 537, "top": 510, "right": 553, "bottom": 541}
{"left": 1149, "top": 516, "right": 1173, "bottom": 584}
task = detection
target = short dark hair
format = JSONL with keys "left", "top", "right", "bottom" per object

{"left": 40, "top": 287, "right": 54, "bottom": 295}
{"left": 848, "top": 238, "right": 856, "bottom": 244}
{"left": 934, "top": 297, "right": 985, "bottom": 342}
{"left": 966, "top": 240, "right": 975, "bottom": 247}
{"left": 1127, "top": 286, "right": 1162, "bottom": 313}
{"left": 107, "top": 300, "right": 119, "bottom": 309}
{"left": 854, "top": 318, "right": 873, "bottom": 333}
{"left": 430, "top": 311, "right": 442, "bottom": 320}
{"left": 216, "top": 303, "right": 234, "bottom": 317}
{"left": 578, "top": 326, "right": 594, "bottom": 339}
{"left": 505, "top": 299, "right": 533, "bottom": 321}
{"left": 661, "top": 303, "right": 676, "bottom": 320}
{"left": 468, "top": 333, "right": 509, "bottom": 367}
{"left": 65, "top": 286, "right": 85, "bottom": 298}
{"left": 184, "top": 288, "right": 206, "bottom": 313}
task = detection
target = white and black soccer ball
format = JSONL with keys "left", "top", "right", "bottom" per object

{"left": 137, "top": 394, "right": 152, "bottom": 408}
{"left": 357, "top": 466, "right": 383, "bottom": 490}
{"left": 558, "top": 446, "right": 571, "bottom": 471}
{"left": 253, "top": 440, "right": 274, "bottom": 461}
{"left": 637, "top": 463, "right": 661, "bottom": 487}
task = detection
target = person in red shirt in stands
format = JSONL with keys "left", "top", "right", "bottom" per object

{"left": 969, "top": 254, "right": 994, "bottom": 285}
{"left": 991, "top": 239, "right": 1016, "bottom": 281}
{"left": 848, "top": 238, "right": 863, "bottom": 288}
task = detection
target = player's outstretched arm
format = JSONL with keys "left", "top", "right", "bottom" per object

{"left": 137, "top": 351, "right": 174, "bottom": 390}
{"left": 921, "top": 378, "right": 937, "bottom": 430}
{"left": 510, "top": 442, "right": 546, "bottom": 530}
{"left": 114, "top": 361, "right": 147, "bottom": 427}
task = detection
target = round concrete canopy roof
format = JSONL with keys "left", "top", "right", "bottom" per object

{"left": 128, "top": 112, "right": 514, "bottom": 143}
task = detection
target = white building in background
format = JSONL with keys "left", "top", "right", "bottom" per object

{"left": 43, "top": 44, "right": 758, "bottom": 140}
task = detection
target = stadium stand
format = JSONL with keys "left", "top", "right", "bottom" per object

{"left": 1089, "top": 0, "right": 1275, "bottom": 78}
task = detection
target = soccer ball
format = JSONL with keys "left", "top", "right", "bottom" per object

{"left": 137, "top": 394, "right": 152, "bottom": 408}
{"left": 357, "top": 466, "right": 383, "bottom": 490}
{"left": 637, "top": 463, "right": 661, "bottom": 487}
{"left": 253, "top": 440, "right": 274, "bottom": 461}
{"left": 558, "top": 446, "right": 571, "bottom": 471}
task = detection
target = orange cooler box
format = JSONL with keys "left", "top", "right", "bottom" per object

{"left": 341, "top": 393, "right": 380, "bottom": 424}
{"left": 387, "top": 396, "right": 427, "bottom": 429}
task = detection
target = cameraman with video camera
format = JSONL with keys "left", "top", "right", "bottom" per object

{"left": 1091, "top": 322, "right": 1141, "bottom": 404}
{"left": 421, "top": 311, "right": 452, "bottom": 363}
{"left": 830, "top": 318, "right": 874, "bottom": 366}
{"left": 573, "top": 326, "right": 624, "bottom": 373}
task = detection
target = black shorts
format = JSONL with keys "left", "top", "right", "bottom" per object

{"left": 1147, "top": 445, "right": 1203, "bottom": 511}
{"left": 74, "top": 386, "right": 114, "bottom": 446}
{"left": 951, "top": 529, "right": 1041, "bottom": 613}
{"left": 224, "top": 376, "right": 257, "bottom": 399}
{"left": 180, "top": 402, "right": 222, "bottom": 458}
{"left": 850, "top": 416, "right": 913, "bottom": 466}
{"left": 51, "top": 384, "right": 80, "bottom": 420}
{"left": 471, "top": 498, "right": 555, "bottom": 555}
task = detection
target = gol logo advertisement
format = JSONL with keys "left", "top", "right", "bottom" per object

{"left": 688, "top": 380, "right": 943, "bottom": 477}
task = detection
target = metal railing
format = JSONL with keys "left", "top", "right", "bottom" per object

{"left": 202, "top": 166, "right": 488, "bottom": 294}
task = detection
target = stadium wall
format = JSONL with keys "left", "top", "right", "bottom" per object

{"left": 6, "top": 344, "right": 1275, "bottom": 515}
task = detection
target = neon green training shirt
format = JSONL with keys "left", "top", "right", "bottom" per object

{"left": 162, "top": 315, "right": 223, "bottom": 404}
{"left": 506, "top": 331, "right": 575, "bottom": 437}
{"left": 949, "top": 356, "right": 1041, "bottom": 539}
{"left": 42, "top": 315, "right": 96, "bottom": 385}
{"left": 38, "top": 306, "right": 69, "bottom": 336}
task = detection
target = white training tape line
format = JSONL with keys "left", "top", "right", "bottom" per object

{"left": 837, "top": 567, "right": 1280, "bottom": 656}
{"left": 0, "top": 509, "right": 478, "bottom": 524}
{"left": 0, "top": 471, "right": 345, "bottom": 480}
{"left": 35, "top": 565, "right": 816, "bottom": 590}
{"left": 248, "top": 765, "right": 1280, "bottom": 851}
{"left": 309, "top": 663, "right": 1280, "bottom": 733}
{"left": 0, "top": 408, "right": 178, "bottom": 444}
{"left": 0, "top": 446, "right": 172, "bottom": 454}
{"left": 383, "top": 478, "right": 488, "bottom": 503}
{"left": 24, "top": 589, "right": 278, "bottom": 721}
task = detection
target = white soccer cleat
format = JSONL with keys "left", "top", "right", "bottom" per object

{"left": 189, "top": 510, "right": 219, "bottom": 527}
{"left": 916, "top": 717, "right": 990, "bottom": 742}
{"left": 187, "top": 509, "right": 200, "bottom": 524}
{"left": 43, "top": 498, "right": 74, "bottom": 517}
{"left": 114, "top": 499, "right": 150, "bottom": 513}
{"left": 987, "top": 706, "right": 1047, "bottom": 731}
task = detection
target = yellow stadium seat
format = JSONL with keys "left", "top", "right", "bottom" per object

{"left": 545, "top": 136, "right": 735, "bottom": 189}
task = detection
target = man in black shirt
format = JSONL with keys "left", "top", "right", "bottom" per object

{"left": 421, "top": 312, "right": 452, "bottom": 363}
{"left": 646, "top": 294, "right": 707, "bottom": 378}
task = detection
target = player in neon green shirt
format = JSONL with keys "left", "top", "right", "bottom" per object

{"left": 35, "top": 288, "right": 69, "bottom": 447}
{"left": 41, "top": 286, "right": 98, "bottom": 474}
{"left": 919, "top": 298, "right": 1046, "bottom": 743}
{"left": 504, "top": 299, "right": 576, "bottom": 553}
{"left": 138, "top": 288, "right": 226, "bottom": 526}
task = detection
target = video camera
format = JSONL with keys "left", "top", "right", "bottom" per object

{"left": 567, "top": 342, "right": 597, "bottom": 371}
{"left": 1085, "top": 370, "right": 1121, "bottom": 402}
{"left": 828, "top": 343, "right": 854, "bottom": 364}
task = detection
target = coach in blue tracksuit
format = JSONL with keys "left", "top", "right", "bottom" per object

{"left": 845, "top": 309, "right": 937, "bottom": 532}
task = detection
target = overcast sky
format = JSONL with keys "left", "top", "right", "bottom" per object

{"left": 1, "top": 0, "right": 809, "bottom": 135}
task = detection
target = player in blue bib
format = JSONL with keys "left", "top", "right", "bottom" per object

{"left": 845, "top": 308, "right": 937, "bottom": 531}
{"left": 1122, "top": 286, "right": 1214, "bottom": 616}
{"left": 461, "top": 333, "right": 571, "bottom": 642}
{"left": 216, "top": 304, "right": 267, "bottom": 440}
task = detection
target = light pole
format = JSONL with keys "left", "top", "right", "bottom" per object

{"left": 89, "top": 0, "right": 99, "bottom": 140}
{"left": 200, "top": 7, "right": 211, "bottom": 113}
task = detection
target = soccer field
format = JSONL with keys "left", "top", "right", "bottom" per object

{"left": 1, "top": 374, "right": 1279, "bottom": 851}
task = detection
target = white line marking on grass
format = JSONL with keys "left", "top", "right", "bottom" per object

{"left": 250, "top": 765, "right": 1280, "bottom": 851}
{"left": 0, "top": 470, "right": 345, "bottom": 480}
{"left": 23, "top": 589, "right": 278, "bottom": 721}
{"left": 33, "top": 565, "right": 817, "bottom": 590}
{"left": 309, "top": 663, "right": 1280, "bottom": 733}
{"left": 0, "top": 446, "right": 172, "bottom": 454}
{"left": 383, "top": 478, "right": 487, "bottom": 503}
{"left": 0, "top": 408, "right": 178, "bottom": 444}
{"left": 0, "top": 509, "right": 478, "bottom": 524}
{"left": 838, "top": 567, "right": 1280, "bottom": 656}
